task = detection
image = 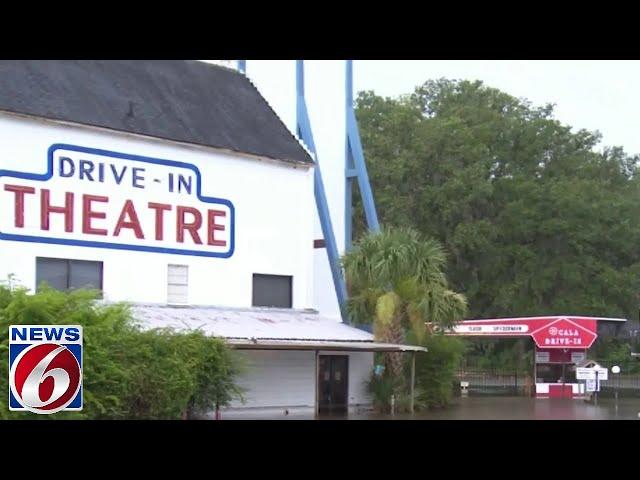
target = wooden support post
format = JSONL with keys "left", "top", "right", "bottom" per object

{"left": 315, "top": 350, "right": 319, "bottom": 418}
{"left": 410, "top": 352, "right": 416, "bottom": 414}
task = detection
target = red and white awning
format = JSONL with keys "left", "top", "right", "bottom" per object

{"left": 431, "top": 315, "right": 626, "bottom": 349}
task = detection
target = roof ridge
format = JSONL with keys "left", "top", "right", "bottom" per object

{"left": 241, "top": 65, "right": 316, "bottom": 164}
{"left": 0, "top": 60, "right": 315, "bottom": 166}
{"left": 195, "top": 60, "right": 240, "bottom": 73}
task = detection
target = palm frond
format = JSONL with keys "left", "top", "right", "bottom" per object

{"left": 343, "top": 226, "right": 467, "bottom": 345}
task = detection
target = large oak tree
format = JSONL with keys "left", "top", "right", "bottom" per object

{"left": 354, "top": 79, "right": 640, "bottom": 326}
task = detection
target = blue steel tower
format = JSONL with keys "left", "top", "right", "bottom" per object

{"left": 237, "top": 60, "right": 379, "bottom": 323}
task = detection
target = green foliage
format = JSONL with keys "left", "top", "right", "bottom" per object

{"left": 367, "top": 335, "right": 465, "bottom": 412}
{"left": 591, "top": 337, "right": 640, "bottom": 373}
{"left": 354, "top": 79, "right": 640, "bottom": 322}
{"left": 0, "top": 284, "right": 244, "bottom": 419}
{"left": 355, "top": 78, "right": 640, "bottom": 364}
{"left": 462, "top": 338, "right": 533, "bottom": 372}
{"left": 367, "top": 370, "right": 398, "bottom": 413}
{"left": 343, "top": 227, "right": 467, "bottom": 391}
{"left": 413, "top": 334, "right": 465, "bottom": 408}
{"left": 343, "top": 227, "right": 468, "bottom": 336}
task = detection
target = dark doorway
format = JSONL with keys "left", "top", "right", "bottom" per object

{"left": 318, "top": 355, "right": 349, "bottom": 415}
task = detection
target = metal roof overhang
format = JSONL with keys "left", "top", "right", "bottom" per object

{"left": 437, "top": 316, "right": 627, "bottom": 323}
{"left": 226, "top": 339, "right": 427, "bottom": 353}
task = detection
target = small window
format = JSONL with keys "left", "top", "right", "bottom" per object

{"left": 36, "top": 257, "right": 103, "bottom": 293}
{"left": 252, "top": 274, "right": 292, "bottom": 308}
{"left": 168, "top": 264, "right": 188, "bottom": 304}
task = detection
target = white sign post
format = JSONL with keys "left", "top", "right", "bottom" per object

{"left": 576, "top": 367, "right": 608, "bottom": 381}
{"left": 576, "top": 366, "right": 608, "bottom": 404}
{"left": 612, "top": 366, "right": 621, "bottom": 411}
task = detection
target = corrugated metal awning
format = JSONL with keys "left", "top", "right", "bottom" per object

{"left": 131, "top": 304, "right": 426, "bottom": 353}
{"left": 227, "top": 338, "right": 427, "bottom": 352}
{"left": 131, "top": 304, "right": 374, "bottom": 342}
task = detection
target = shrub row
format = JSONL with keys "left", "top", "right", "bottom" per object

{"left": 0, "top": 284, "right": 244, "bottom": 419}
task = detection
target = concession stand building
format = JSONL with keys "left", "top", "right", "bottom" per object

{"left": 439, "top": 315, "right": 627, "bottom": 399}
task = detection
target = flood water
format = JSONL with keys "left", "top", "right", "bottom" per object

{"left": 345, "top": 396, "right": 640, "bottom": 420}
{"left": 225, "top": 396, "right": 640, "bottom": 420}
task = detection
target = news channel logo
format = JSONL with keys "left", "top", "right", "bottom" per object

{"left": 9, "top": 325, "right": 83, "bottom": 414}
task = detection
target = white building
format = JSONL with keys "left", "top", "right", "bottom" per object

{"left": 0, "top": 60, "right": 423, "bottom": 418}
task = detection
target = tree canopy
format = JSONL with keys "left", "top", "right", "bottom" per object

{"left": 354, "top": 78, "right": 640, "bottom": 324}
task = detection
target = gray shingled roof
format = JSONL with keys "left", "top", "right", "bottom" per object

{"left": 0, "top": 60, "right": 313, "bottom": 165}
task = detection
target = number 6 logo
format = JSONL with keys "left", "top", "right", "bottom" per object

{"left": 9, "top": 343, "right": 82, "bottom": 414}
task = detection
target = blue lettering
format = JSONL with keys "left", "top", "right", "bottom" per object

{"left": 178, "top": 174, "right": 192, "bottom": 195}
{"left": 132, "top": 167, "right": 145, "bottom": 188}
{"left": 79, "top": 160, "right": 95, "bottom": 181}
{"left": 59, "top": 157, "right": 75, "bottom": 177}
{"left": 110, "top": 164, "right": 127, "bottom": 184}
{"left": 65, "top": 327, "right": 80, "bottom": 342}
{"left": 30, "top": 327, "right": 43, "bottom": 341}
{"left": 168, "top": 173, "right": 174, "bottom": 192}
{"left": 44, "top": 327, "right": 65, "bottom": 341}
{"left": 98, "top": 162, "right": 105, "bottom": 183}
{"left": 11, "top": 327, "right": 28, "bottom": 341}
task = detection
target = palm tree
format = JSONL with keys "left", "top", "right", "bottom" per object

{"left": 342, "top": 227, "right": 467, "bottom": 387}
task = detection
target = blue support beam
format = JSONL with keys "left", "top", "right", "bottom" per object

{"left": 345, "top": 61, "right": 355, "bottom": 251}
{"left": 345, "top": 60, "right": 380, "bottom": 251}
{"left": 296, "top": 60, "right": 349, "bottom": 322}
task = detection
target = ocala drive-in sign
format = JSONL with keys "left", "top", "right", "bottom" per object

{"left": 0, "top": 144, "right": 235, "bottom": 258}
{"left": 441, "top": 316, "right": 602, "bottom": 349}
{"left": 530, "top": 318, "right": 597, "bottom": 349}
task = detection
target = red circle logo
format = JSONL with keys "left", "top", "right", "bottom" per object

{"left": 9, "top": 343, "right": 81, "bottom": 414}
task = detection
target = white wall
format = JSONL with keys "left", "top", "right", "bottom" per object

{"left": 0, "top": 112, "right": 315, "bottom": 310}
{"left": 336, "top": 351, "right": 374, "bottom": 406}
{"left": 230, "top": 350, "right": 316, "bottom": 409}
{"left": 244, "top": 61, "right": 347, "bottom": 321}
{"left": 227, "top": 350, "right": 372, "bottom": 412}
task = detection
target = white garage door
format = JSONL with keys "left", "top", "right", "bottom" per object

{"left": 230, "top": 350, "right": 316, "bottom": 409}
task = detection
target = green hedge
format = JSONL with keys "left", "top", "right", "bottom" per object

{"left": 0, "top": 284, "right": 244, "bottom": 419}
{"left": 368, "top": 334, "right": 464, "bottom": 412}
{"left": 414, "top": 335, "right": 464, "bottom": 409}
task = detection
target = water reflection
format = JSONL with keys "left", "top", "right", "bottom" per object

{"left": 219, "top": 396, "right": 640, "bottom": 420}
{"left": 359, "top": 396, "right": 640, "bottom": 420}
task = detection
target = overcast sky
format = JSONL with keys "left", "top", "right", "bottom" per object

{"left": 206, "top": 60, "right": 640, "bottom": 156}
{"left": 352, "top": 60, "right": 640, "bottom": 155}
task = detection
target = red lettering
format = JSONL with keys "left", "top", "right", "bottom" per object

{"left": 207, "top": 209, "right": 226, "bottom": 247}
{"left": 4, "top": 185, "right": 229, "bottom": 249}
{"left": 148, "top": 202, "right": 172, "bottom": 241}
{"left": 41, "top": 189, "right": 74, "bottom": 232}
{"left": 176, "top": 206, "right": 202, "bottom": 244}
{"left": 3, "top": 184, "right": 35, "bottom": 228}
{"left": 83, "top": 194, "right": 108, "bottom": 235}
{"left": 114, "top": 200, "right": 144, "bottom": 239}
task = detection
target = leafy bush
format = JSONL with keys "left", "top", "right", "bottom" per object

{"left": 414, "top": 334, "right": 464, "bottom": 409}
{"left": 367, "top": 369, "right": 398, "bottom": 413}
{"left": 463, "top": 338, "right": 533, "bottom": 373}
{"left": 0, "top": 283, "right": 244, "bottom": 419}
{"left": 592, "top": 337, "right": 640, "bottom": 374}
{"left": 367, "top": 335, "right": 464, "bottom": 412}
